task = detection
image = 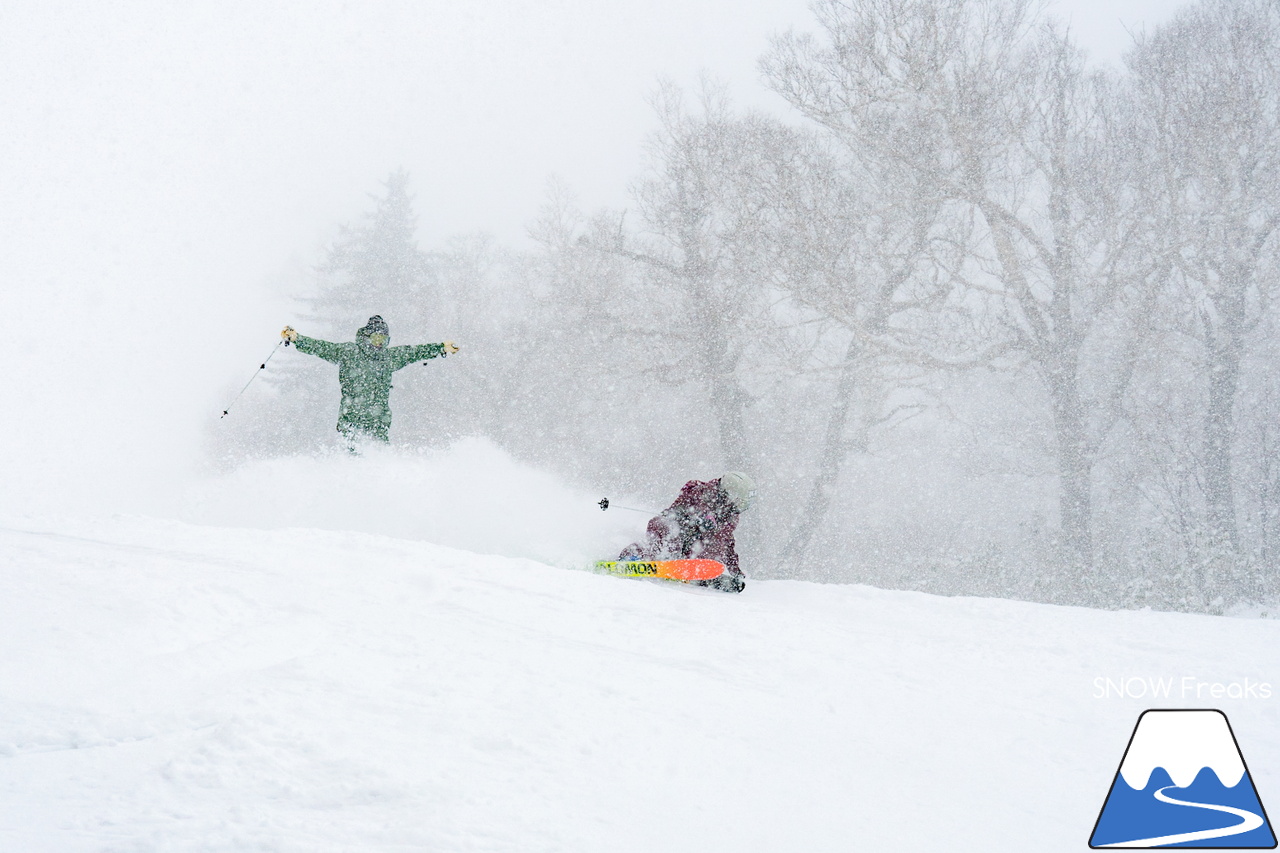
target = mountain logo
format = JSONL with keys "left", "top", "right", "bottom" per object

{"left": 1090, "top": 709, "right": 1276, "bottom": 848}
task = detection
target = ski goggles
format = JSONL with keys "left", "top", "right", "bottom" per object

{"left": 368, "top": 333, "right": 389, "bottom": 348}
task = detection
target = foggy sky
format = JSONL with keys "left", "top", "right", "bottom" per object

{"left": 4, "top": 0, "right": 1174, "bottom": 253}
{"left": 0, "top": 0, "right": 1177, "bottom": 516}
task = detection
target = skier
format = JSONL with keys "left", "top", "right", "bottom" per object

{"left": 280, "top": 315, "right": 459, "bottom": 448}
{"left": 617, "top": 472, "right": 756, "bottom": 593}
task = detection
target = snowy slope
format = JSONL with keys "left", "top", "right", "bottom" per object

{"left": 2, "top": 508, "right": 1279, "bottom": 852}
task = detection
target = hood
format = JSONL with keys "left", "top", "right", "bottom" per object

{"left": 356, "top": 315, "right": 390, "bottom": 347}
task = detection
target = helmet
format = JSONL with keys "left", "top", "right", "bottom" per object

{"left": 720, "top": 471, "right": 756, "bottom": 512}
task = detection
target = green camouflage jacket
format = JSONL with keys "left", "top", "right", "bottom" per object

{"left": 294, "top": 334, "right": 446, "bottom": 441}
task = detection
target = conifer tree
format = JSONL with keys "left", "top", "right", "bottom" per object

{"left": 305, "top": 169, "right": 435, "bottom": 327}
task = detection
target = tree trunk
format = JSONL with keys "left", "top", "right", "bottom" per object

{"left": 1200, "top": 260, "right": 1248, "bottom": 574}
{"left": 986, "top": 210, "right": 1097, "bottom": 588}
{"left": 779, "top": 335, "right": 864, "bottom": 566}
{"left": 1044, "top": 348, "right": 1094, "bottom": 580}
{"left": 683, "top": 236, "right": 752, "bottom": 471}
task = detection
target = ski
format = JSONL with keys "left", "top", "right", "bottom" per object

{"left": 593, "top": 559, "right": 725, "bottom": 581}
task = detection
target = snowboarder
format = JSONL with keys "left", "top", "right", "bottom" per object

{"left": 280, "top": 315, "right": 458, "bottom": 448}
{"left": 617, "top": 472, "right": 755, "bottom": 593}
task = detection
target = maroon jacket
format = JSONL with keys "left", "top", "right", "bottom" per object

{"left": 619, "top": 478, "right": 743, "bottom": 577}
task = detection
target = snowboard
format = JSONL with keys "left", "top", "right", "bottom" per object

{"left": 593, "top": 559, "right": 725, "bottom": 582}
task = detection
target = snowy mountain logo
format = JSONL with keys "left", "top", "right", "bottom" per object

{"left": 1090, "top": 709, "right": 1276, "bottom": 848}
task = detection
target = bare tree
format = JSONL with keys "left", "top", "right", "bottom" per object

{"left": 759, "top": 119, "right": 965, "bottom": 566}
{"left": 522, "top": 180, "right": 707, "bottom": 486}
{"left": 764, "top": 0, "right": 1155, "bottom": 595}
{"left": 1126, "top": 0, "right": 1280, "bottom": 596}
{"left": 578, "top": 82, "right": 813, "bottom": 472}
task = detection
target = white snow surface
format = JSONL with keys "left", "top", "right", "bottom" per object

{"left": 1118, "top": 710, "right": 1246, "bottom": 790}
{"left": 1, "top": 443, "right": 1278, "bottom": 852}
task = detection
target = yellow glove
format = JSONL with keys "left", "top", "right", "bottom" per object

{"left": 281, "top": 326, "right": 298, "bottom": 343}
{"left": 443, "top": 340, "right": 459, "bottom": 355}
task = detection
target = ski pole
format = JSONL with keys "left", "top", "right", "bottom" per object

{"left": 598, "top": 498, "right": 657, "bottom": 514}
{"left": 221, "top": 341, "right": 285, "bottom": 418}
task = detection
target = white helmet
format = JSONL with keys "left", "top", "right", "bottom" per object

{"left": 720, "top": 471, "right": 756, "bottom": 512}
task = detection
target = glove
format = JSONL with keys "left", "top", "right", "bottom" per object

{"left": 442, "top": 340, "right": 459, "bottom": 355}
{"left": 281, "top": 326, "right": 298, "bottom": 343}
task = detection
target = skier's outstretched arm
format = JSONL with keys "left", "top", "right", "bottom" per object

{"left": 389, "top": 340, "right": 459, "bottom": 371}
{"left": 283, "top": 326, "right": 344, "bottom": 364}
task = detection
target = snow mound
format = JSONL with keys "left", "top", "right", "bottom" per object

{"left": 182, "top": 437, "right": 639, "bottom": 567}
